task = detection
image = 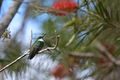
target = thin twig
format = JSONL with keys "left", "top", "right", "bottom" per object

{"left": 69, "top": 53, "right": 103, "bottom": 59}
{"left": 0, "top": 50, "right": 29, "bottom": 72}
{"left": 14, "top": 0, "right": 78, "bottom": 15}
{"left": 96, "top": 42, "right": 120, "bottom": 65}
{"left": 30, "top": 29, "right": 33, "bottom": 49}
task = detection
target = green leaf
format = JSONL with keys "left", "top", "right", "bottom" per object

{"left": 64, "top": 17, "right": 76, "bottom": 28}
{"left": 65, "top": 34, "right": 76, "bottom": 46}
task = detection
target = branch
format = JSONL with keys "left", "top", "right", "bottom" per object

{"left": 0, "top": 50, "right": 29, "bottom": 72}
{"left": 96, "top": 42, "right": 120, "bottom": 66}
{"left": 0, "top": 35, "right": 60, "bottom": 72}
{"left": 13, "top": 0, "right": 77, "bottom": 16}
{"left": 69, "top": 53, "right": 104, "bottom": 59}
{"left": 0, "top": 0, "right": 23, "bottom": 37}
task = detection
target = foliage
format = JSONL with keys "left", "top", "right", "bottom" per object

{"left": 39, "top": 0, "right": 120, "bottom": 79}
{"left": 2, "top": 40, "right": 27, "bottom": 73}
{"left": 1, "top": 0, "right": 120, "bottom": 80}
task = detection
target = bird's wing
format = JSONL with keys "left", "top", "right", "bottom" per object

{"left": 28, "top": 46, "right": 40, "bottom": 59}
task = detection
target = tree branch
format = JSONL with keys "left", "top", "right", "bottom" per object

{"left": 96, "top": 42, "right": 120, "bottom": 66}
{"left": 69, "top": 53, "right": 104, "bottom": 59}
{"left": 0, "top": 50, "right": 29, "bottom": 72}
{"left": 0, "top": 35, "right": 60, "bottom": 72}
{"left": 0, "top": 0, "right": 23, "bottom": 37}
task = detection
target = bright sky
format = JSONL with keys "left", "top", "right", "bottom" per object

{"left": 0, "top": 0, "right": 50, "bottom": 45}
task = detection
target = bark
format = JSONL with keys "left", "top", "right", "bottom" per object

{"left": 0, "top": 0, "right": 23, "bottom": 37}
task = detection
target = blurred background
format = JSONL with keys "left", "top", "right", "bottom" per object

{"left": 0, "top": 0, "right": 120, "bottom": 80}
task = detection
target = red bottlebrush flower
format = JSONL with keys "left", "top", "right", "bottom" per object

{"left": 51, "top": 0, "right": 78, "bottom": 16}
{"left": 50, "top": 64, "right": 64, "bottom": 78}
{"left": 50, "top": 64, "right": 74, "bottom": 79}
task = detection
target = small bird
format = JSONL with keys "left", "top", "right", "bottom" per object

{"left": 28, "top": 36, "right": 44, "bottom": 59}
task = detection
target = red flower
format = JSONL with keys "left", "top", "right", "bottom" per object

{"left": 50, "top": 64, "right": 64, "bottom": 78}
{"left": 50, "top": 64, "right": 74, "bottom": 79}
{"left": 51, "top": 0, "right": 78, "bottom": 16}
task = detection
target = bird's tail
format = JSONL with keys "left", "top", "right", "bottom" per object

{"left": 28, "top": 52, "right": 36, "bottom": 60}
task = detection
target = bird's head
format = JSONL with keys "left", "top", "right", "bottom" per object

{"left": 38, "top": 33, "right": 46, "bottom": 39}
{"left": 37, "top": 33, "right": 46, "bottom": 41}
{"left": 38, "top": 36, "right": 44, "bottom": 39}
{"left": 37, "top": 36, "right": 45, "bottom": 42}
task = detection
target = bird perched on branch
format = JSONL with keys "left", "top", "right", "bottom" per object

{"left": 28, "top": 36, "right": 44, "bottom": 59}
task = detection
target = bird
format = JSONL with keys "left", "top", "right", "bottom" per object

{"left": 28, "top": 36, "right": 44, "bottom": 59}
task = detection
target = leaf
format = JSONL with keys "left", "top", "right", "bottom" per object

{"left": 65, "top": 34, "right": 76, "bottom": 46}
{"left": 63, "top": 17, "right": 76, "bottom": 28}
{"left": 94, "top": 0, "right": 110, "bottom": 20}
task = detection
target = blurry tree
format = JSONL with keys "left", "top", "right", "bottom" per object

{"left": 38, "top": 0, "right": 120, "bottom": 80}
{"left": 0, "top": 0, "right": 120, "bottom": 80}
